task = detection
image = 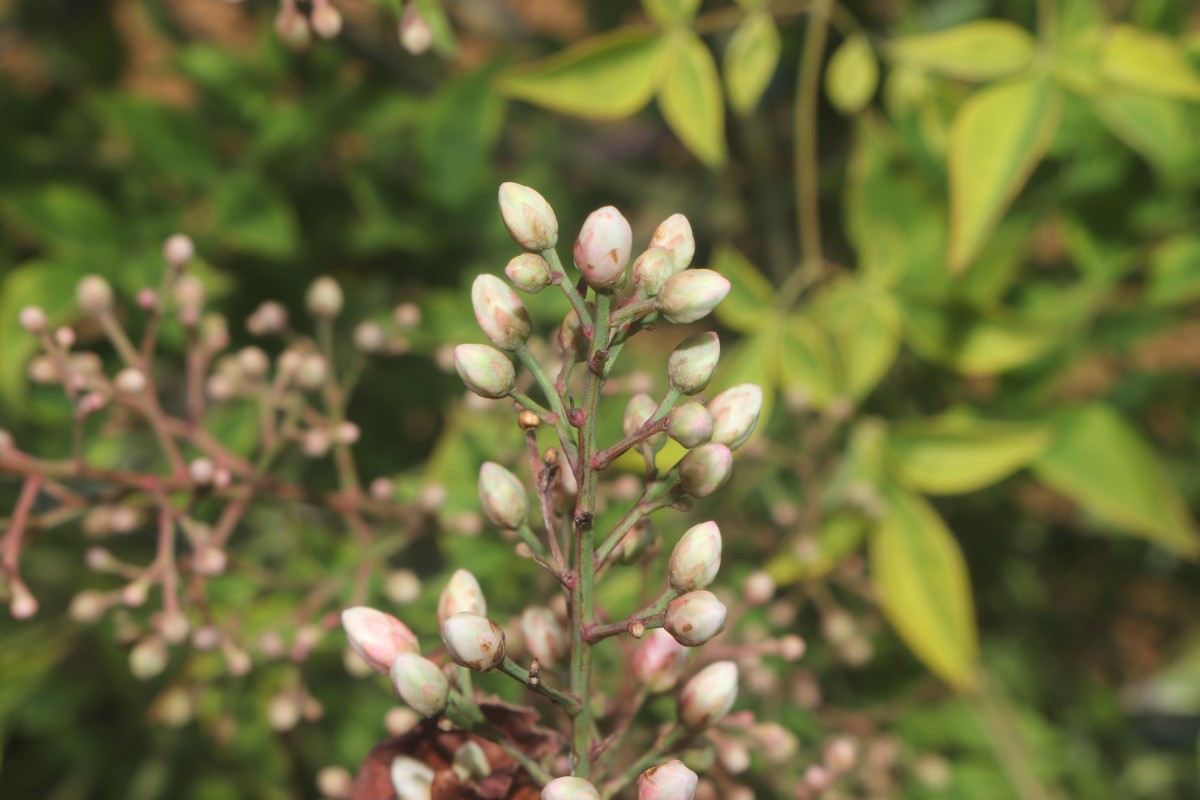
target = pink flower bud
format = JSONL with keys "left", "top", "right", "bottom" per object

{"left": 247, "top": 301, "right": 288, "bottom": 335}
{"left": 310, "top": 0, "right": 343, "bottom": 39}
{"left": 275, "top": 3, "right": 311, "bottom": 48}
{"left": 573, "top": 206, "right": 632, "bottom": 288}
{"left": 558, "top": 307, "right": 589, "bottom": 362}
{"left": 441, "top": 612, "right": 505, "bottom": 672}
{"left": 505, "top": 253, "right": 553, "bottom": 293}
{"left": 667, "top": 403, "right": 713, "bottom": 449}
{"left": 678, "top": 443, "right": 733, "bottom": 497}
{"left": 399, "top": 1, "right": 434, "bottom": 54}
{"left": 9, "top": 582, "right": 37, "bottom": 619}
{"left": 824, "top": 735, "right": 858, "bottom": 772}
{"left": 668, "top": 521, "right": 722, "bottom": 592}
{"left": 115, "top": 368, "right": 147, "bottom": 395}
{"left": 189, "top": 457, "right": 215, "bottom": 485}
{"left": 631, "top": 246, "right": 677, "bottom": 297}
{"left": 751, "top": 721, "right": 799, "bottom": 763}
{"left": 306, "top": 276, "right": 343, "bottom": 318}
{"left": 521, "top": 605, "right": 568, "bottom": 667}
{"left": 499, "top": 183, "right": 558, "bottom": 251}
{"left": 18, "top": 306, "right": 47, "bottom": 333}
{"left": 667, "top": 332, "right": 719, "bottom": 395}
{"left": 340, "top": 606, "right": 419, "bottom": 673}
{"left": 542, "top": 777, "right": 600, "bottom": 800}
{"left": 354, "top": 321, "right": 386, "bottom": 353}
{"left": 632, "top": 628, "right": 690, "bottom": 692}
{"left": 678, "top": 661, "right": 738, "bottom": 729}
{"left": 478, "top": 461, "right": 528, "bottom": 529}
{"left": 390, "top": 652, "right": 449, "bottom": 717}
{"left": 742, "top": 571, "right": 776, "bottom": 605}
{"left": 174, "top": 275, "right": 205, "bottom": 311}
{"left": 708, "top": 384, "right": 763, "bottom": 450}
{"left": 437, "top": 568, "right": 487, "bottom": 623}
{"left": 163, "top": 234, "right": 194, "bottom": 267}
{"left": 650, "top": 214, "right": 696, "bottom": 272}
{"left": 454, "top": 344, "right": 516, "bottom": 399}
{"left": 637, "top": 760, "right": 698, "bottom": 800}
{"left": 317, "top": 766, "right": 353, "bottom": 800}
{"left": 658, "top": 269, "right": 730, "bottom": 324}
{"left": 472, "top": 274, "right": 531, "bottom": 350}
{"left": 76, "top": 275, "right": 114, "bottom": 315}
{"left": 664, "top": 590, "right": 727, "bottom": 647}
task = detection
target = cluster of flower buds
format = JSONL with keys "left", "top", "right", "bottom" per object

{"left": 274, "top": 0, "right": 342, "bottom": 48}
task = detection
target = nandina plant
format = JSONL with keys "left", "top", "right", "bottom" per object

{"left": 341, "top": 183, "right": 780, "bottom": 799}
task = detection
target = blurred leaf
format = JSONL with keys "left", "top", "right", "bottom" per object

{"left": 1031, "top": 404, "right": 1199, "bottom": 557}
{"left": 948, "top": 76, "right": 1061, "bottom": 274}
{"left": 498, "top": 29, "right": 668, "bottom": 120}
{"left": 658, "top": 32, "right": 727, "bottom": 167}
{"left": 418, "top": 68, "right": 506, "bottom": 207}
{"left": 709, "top": 246, "right": 775, "bottom": 332}
{"left": 871, "top": 486, "right": 979, "bottom": 691}
{"left": 891, "top": 21, "right": 1035, "bottom": 81}
{"left": 767, "top": 513, "right": 868, "bottom": 585}
{"left": 1147, "top": 236, "right": 1200, "bottom": 305}
{"left": 810, "top": 278, "right": 901, "bottom": 399}
{"left": 413, "top": 0, "right": 459, "bottom": 56}
{"left": 724, "top": 12, "right": 781, "bottom": 115}
{"left": 779, "top": 313, "right": 837, "bottom": 410}
{"left": 91, "top": 95, "right": 216, "bottom": 184}
{"left": 0, "top": 184, "right": 120, "bottom": 253}
{"left": 884, "top": 415, "right": 1052, "bottom": 495}
{"left": 825, "top": 34, "right": 878, "bottom": 114}
{"left": 1100, "top": 25, "right": 1200, "bottom": 101}
{"left": 643, "top": 0, "right": 700, "bottom": 25}
{"left": 1092, "top": 91, "right": 1200, "bottom": 174}
{"left": 901, "top": 300, "right": 1062, "bottom": 375}
{"left": 210, "top": 175, "right": 299, "bottom": 259}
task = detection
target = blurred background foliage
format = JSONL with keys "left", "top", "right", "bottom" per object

{"left": 2, "top": 0, "right": 1200, "bottom": 797}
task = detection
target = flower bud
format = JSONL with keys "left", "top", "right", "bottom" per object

{"left": 505, "top": 253, "right": 553, "bottom": 294}
{"left": 742, "top": 571, "right": 776, "bottom": 605}
{"left": 163, "top": 233, "right": 194, "bottom": 267}
{"left": 76, "top": 275, "right": 114, "bottom": 315}
{"left": 623, "top": 393, "right": 657, "bottom": 437}
{"left": 390, "top": 652, "right": 449, "bottom": 717}
{"left": 708, "top": 384, "right": 763, "bottom": 450}
{"left": 453, "top": 740, "right": 491, "bottom": 781}
{"left": 558, "top": 307, "right": 589, "bottom": 362}
{"left": 658, "top": 270, "right": 730, "bottom": 324}
{"left": 472, "top": 274, "right": 531, "bottom": 350}
{"left": 391, "top": 755, "right": 435, "bottom": 800}
{"left": 114, "top": 368, "right": 147, "bottom": 395}
{"left": 341, "top": 607, "right": 419, "bottom": 673}
{"left": 454, "top": 344, "right": 515, "bottom": 399}
{"left": 542, "top": 777, "right": 601, "bottom": 800}
{"left": 399, "top": 0, "right": 433, "bottom": 54}
{"left": 637, "top": 759, "right": 699, "bottom": 800}
{"left": 437, "top": 568, "right": 487, "bottom": 623}
{"left": 667, "top": 403, "right": 713, "bottom": 449}
{"left": 678, "top": 443, "right": 733, "bottom": 497}
{"left": 631, "top": 247, "right": 676, "bottom": 297}
{"left": 574, "top": 206, "right": 632, "bottom": 288}
{"left": 667, "top": 332, "right": 720, "bottom": 395}
{"left": 130, "top": 635, "right": 169, "bottom": 680}
{"left": 650, "top": 214, "right": 696, "bottom": 272}
{"left": 620, "top": 519, "right": 660, "bottom": 565}
{"left": 521, "top": 605, "right": 568, "bottom": 667}
{"left": 669, "top": 521, "right": 722, "bottom": 592}
{"left": 247, "top": 301, "right": 288, "bottom": 335}
{"left": 306, "top": 276, "right": 343, "bottom": 318}
{"left": 441, "top": 612, "right": 505, "bottom": 672}
{"left": 478, "top": 461, "right": 528, "bottom": 529}
{"left": 632, "top": 628, "right": 690, "bottom": 692}
{"left": 678, "top": 661, "right": 738, "bottom": 729}
{"left": 311, "top": 0, "right": 342, "bottom": 38}
{"left": 664, "top": 590, "right": 727, "bottom": 647}
{"left": 499, "top": 182, "right": 558, "bottom": 252}
{"left": 19, "top": 306, "right": 47, "bottom": 333}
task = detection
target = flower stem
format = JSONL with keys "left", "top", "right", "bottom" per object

{"left": 795, "top": 0, "right": 831, "bottom": 281}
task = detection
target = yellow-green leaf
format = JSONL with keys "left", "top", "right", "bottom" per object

{"left": 947, "top": 76, "right": 1061, "bottom": 274}
{"left": 644, "top": 0, "right": 701, "bottom": 26}
{"left": 724, "top": 12, "right": 781, "bottom": 115}
{"left": 825, "top": 34, "right": 878, "bottom": 114}
{"left": 810, "top": 278, "right": 901, "bottom": 399}
{"left": 1101, "top": 24, "right": 1200, "bottom": 101}
{"left": 885, "top": 415, "right": 1052, "bottom": 495}
{"left": 498, "top": 29, "right": 668, "bottom": 120}
{"left": 1031, "top": 404, "right": 1199, "bottom": 557}
{"left": 891, "top": 20, "right": 1035, "bottom": 81}
{"left": 870, "top": 487, "right": 979, "bottom": 691}
{"left": 778, "top": 313, "right": 838, "bottom": 410}
{"left": 1147, "top": 237, "right": 1200, "bottom": 306}
{"left": 1092, "top": 91, "right": 1200, "bottom": 173}
{"left": 901, "top": 300, "right": 1062, "bottom": 376}
{"left": 659, "top": 32, "right": 727, "bottom": 166}
{"left": 767, "top": 513, "right": 868, "bottom": 585}
{"left": 709, "top": 246, "right": 776, "bottom": 332}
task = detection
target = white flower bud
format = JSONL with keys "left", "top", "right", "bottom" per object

{"left": 632, "top": 628, "right": 690, "bottom": 692}
{"left": 399, "top": 1, "right": 434, "bottom": 54}
{"left": 637, "top": 759, "right": 699, "bottom": 800}
{"left": 18, "top": 306, "right": 47, "bottom": 333}
{"left": 391, "top": 755, "right": 435, "bottom": 800}
{"left": 505, "top": 253, "right": 553, "bottom": 293}
{"left": 574, "top": 206, "right": 632, "bottom": 288}
{"left": 678, "top": 443, "right": 733, "bottom": 497}
{"left": 650, "top": 214, "right": 696, "bottom": 272}
{"left": 824, "top": 735, "right": 858, "bottom": 773}
{"left": 664, "top": 590, "right": 727, "bottom": 647}
{"left": 499, "top": 182, "right": 558, "bottom": 251}
{"left": 237, "top": 346, "right": 270, "bottom": 378}
{"left": 174, "top": 274, "right": 206, "bottom": 312}
{"left": 542, "top": 777, "right": 601, "bottom": 800}
{"left": 623, "top": 393, "right": 657, "bottom": 437}
{"left": 477, "top": 461, "right": 528, "bottom": 529}
{"left": 340, "top": 606, "right": 419, "bottom": 673}
{"left": 306, "top": 276, "right": 343, "bottom": 318}
{"left": 453, "top": 740, "right": 491, "bottom": 781}
{"left": 521, "top": 605, "right": 568, "bottom": 667}
{"left": 454, "top": 344, "right": 515, "bottom": 399}
{"left": 384, "top": 568, "right": 421, "bottom": 605}
{"left": 667, "top": 403, "right": 713, "bottom": 449}
{"left": 130, "top": 635, "right": 169, "bottom": 680}
{"left": 354, "top": 321, "right": 386, "bottom": 353}
{"left": 631, "top": 246, "right": 677, "bottom": 297}
{"left": 441, "top": 612, "right": 505, "bottom": 672}
{"left": 708, "top": 384, "right": 763, "bottom": 450}
{"left": 9, "top": 583, "right": 37, "bottom": 619}
{"left": 437, "top": 568, "right": 487, "bottom": 623}
{"left": 317, "top": 766, "right": 353, "bottom": 800}
{"left": 247, "top": 301, "right": 288, "bottom": 335}
{"left": 114, "top": 368, "right": 147, "bottom": 395}
{"left": 667, "top": 332, "right": 719, "bottom": 395}
{"left": 471, "top": 274, "right": 531, "bottom": 350}
{"left": 668, "top": 521, "right": 722, "bottom": 592}
{"left": 389, "top": 652, "right": 449, "bottom": 717}
{"left": 163, "top": 234, "right": 194, "bottom": 267}
{"left": 678, "top": 661, "right": 738, "bottom": 729}
{"left": 76, "top": 275, "right": 114, "bottom": 315}
{"left": 742, "top": 571, "right": 776, "bottom": 605}
{"left": 189, "top": 457, "right": 215, "bottom": 485}
{"left": 658, "top": 270, "right": 730, "bottom": 324}
{"left": 310, "top": 0, "right": 342, "bottom": 38}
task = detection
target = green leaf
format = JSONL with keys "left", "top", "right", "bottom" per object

{"left": 658, "top": 32, "right": 727, "bottom": 167}
{"left": 885, "top": 415, "right": 1052, "bottom": 495}
{"left": 0, "top": 184, "right": 120, "bottom": 253}
{"left": 1092, "top": 91, "right": 1200, "bottom": 174}
{"left": 1147, "top": 236, "right": 1200, "bottom": 306}
{"left": 211, "top": 175, "right": 300, "bottom": 259}
{"left": 418, "top": 67, "right": 506, "bottom": 207}
{"left": 1031, "top": 404, "right": 1199, "bottom": 557}
{"left": 643, "top": 0, "right": 701, "bottom": 25}
{"left": 825, "top": 34, "right": 878, "bottom": 114}
{"left": 709, "top": 246, "right": 775, "bottom": 332}
{"left": 778, "top": 313, "right": 837, "bottom": 410}
{"left": 948, "top": 76, "right": 1062, "bottom": 274}
{"left": 891, "top": 20, "right": 1036, "bottom": 81}
{"left": 498, "top": 29, "right": 668, "bottom": 120}
{"left": 1101, "top": 24, "right": 1200, "bottom": 101}
{"left": 413, "top": 0, "right": 459, "bottom": 56}
{"left": 870, "top": 486, "right": 979, "bottom": 691}
{"left": 724, "top": 12, "right": 781, "bottom": 115}
{"left": 767, "top": 513, "right": 868, "bottom": 584}
{"left": 901, "top": 300, "right": 1062, "bottom": 376}
{"left": 810, "top": 278, "right": 901, "bottom": 399}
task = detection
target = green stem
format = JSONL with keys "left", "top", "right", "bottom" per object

{"left": 510, "top": 390, "right": 554, "bottom": 422}
{"left": 593, "top": 479, "right": 679, "bottom": 568}
{"left": 971, "top": 681, "right": 1062, "bottom": 800}
{"left": 516, "top": 523, "right": 549, "bottom": 559}
{"left": 515, "top": 343, "right": 578, "bottom": 462}
{"left": 445, "top": 692, "right": 554, "bottom": 786}
{"left": 608, "top": 298, "right": 659, "bottom": 328}
{"left": 498, "top": 656, "right": 582, "bottom": 713}
{"left": 544, "top": 249, "right": 593, "bottom": 334}
{"left": 795, "top": 0, "right": 831, "bottom": 281}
